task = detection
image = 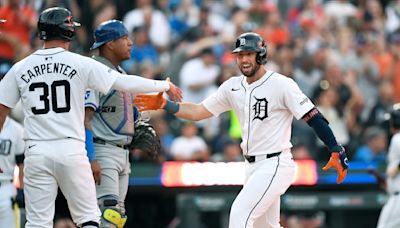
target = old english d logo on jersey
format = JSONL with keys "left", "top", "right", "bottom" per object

{"left": 252, "top": 96, "right": 268, "bottom": 121}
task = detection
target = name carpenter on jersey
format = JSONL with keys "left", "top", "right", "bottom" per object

{"left": 20, "top": 62, "right": 77, "bottom": 84}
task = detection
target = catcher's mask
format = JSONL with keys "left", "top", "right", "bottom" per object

{"left": 232, "top": 32, "right": 268, "bottom": 65}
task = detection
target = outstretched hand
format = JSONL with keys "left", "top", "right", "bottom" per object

{"left": 134, "top": 92, "right": 166, "bottom": 112}
{"left": 322, "top": 145, "right": 348, "bottom": 184}
{"left": 165, "top": 77, "right": 182, "bottom": 103}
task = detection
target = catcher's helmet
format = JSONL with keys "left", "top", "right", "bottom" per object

{"left": 90, "top": 20, "right": 128, "bottom": 50}
{"left": 232, "top": 32, "right": 267, "bottom": 65}
{"left": 389, "top": 103, "right": 400, "bottom": 129}
{"left": 38, "top": 7, "right": 80, "bottom": 41}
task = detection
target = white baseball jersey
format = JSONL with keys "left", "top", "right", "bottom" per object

{"left": 202, "top": 70, "right": 315, "bottom": 155}
{"left": 0, "top": 117, "right": 24, "bottom": 181}
{"left": 386, "top": 132, "right": 400, "bottom": 194}
{"left": 377, "top": 132, "right": 400, "bottom": 228}
{"left": 0, "top": 117, "right": 24, "bottom": 228}
{"left": 0, "top": 47, "right": 120, "bottom": 141}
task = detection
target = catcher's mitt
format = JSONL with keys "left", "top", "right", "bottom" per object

{"left": 129, "top": 121, "right": 161, "bottom": 159}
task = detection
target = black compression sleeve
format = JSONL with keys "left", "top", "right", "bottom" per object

{"left": 303, "top": 108, "right": 338, "bottom": 150}
{"left": 15, "top": 154, "right": 24, "bottom": 165}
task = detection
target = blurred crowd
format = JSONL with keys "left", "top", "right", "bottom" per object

{"left": 2, "top": 0, "right": 400, "bottom": 168}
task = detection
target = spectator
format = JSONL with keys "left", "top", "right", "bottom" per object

{"left": 0, "top": 0, "right": 36, "bottom": 66}
{"left": 366, "top": 80, "right": 395, "bottom": 127}
{"left": 123, "top": 0, "right": 171, "bottom": 50}
{"left": 353, "top": 126, "right": 387, "bottom": 163}
{"left": 122, "top": 26, "right": 159, "bottom": 74}
{"left": 179, "top": 47, "right": 221, "bottom": 138}
{"left": 170, "top": 122, "right": 209, "bottom": 162}
{"left": 211, "top": 140, "right": 243, "bottom": 162}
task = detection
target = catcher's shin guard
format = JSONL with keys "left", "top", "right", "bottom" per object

{"left": 98, "top": 196, "right": 127, "bottom": 228}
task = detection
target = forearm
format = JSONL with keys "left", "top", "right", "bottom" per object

{"left": 84, "top": 107, "right": 95, "bottom": 130}
{"left": 18, "top": 164, "right": 24, "bottom": 188}
{"left": 174, "top": 102, "right": 213, "bottom": 121}
{"left": 112, "top": 75, "right": 169, "bottom": 93}
{"left": 304, "top": 108, "right": 338, "bottom": 150}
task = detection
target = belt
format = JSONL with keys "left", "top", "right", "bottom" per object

{"left": 244, "top": 152, "right": 281, "bottom": 163}
{"left": 394, "top": 192, "right": 399, "bottom": 196}
{"left": 93, "top": 138, "right": 130, "bottom": 150}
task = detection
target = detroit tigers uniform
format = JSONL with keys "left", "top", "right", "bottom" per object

{"left": 202, "top": 70, "right": 315, "bottom": 228}
{"left": 0, "top": 47, "right": 132, "bottom": 227}
{"left": 0, "top": 117, "right": 24, "bottom": 228}
{"left": 85, "top": 56, "right": 132, "bottom": 211}
{"left": 377, "top": 132, "right": 400, "bottom": 228}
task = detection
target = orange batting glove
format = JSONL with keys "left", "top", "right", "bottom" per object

{"left": 133, "top": 92, "right": 166, "bottom": 112}
{"left": 322, "top": 145, "right": 348, "bottom": 184}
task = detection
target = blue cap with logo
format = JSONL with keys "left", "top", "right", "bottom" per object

{"left": 90, "top": 20, "right": 129, "bottom": 50}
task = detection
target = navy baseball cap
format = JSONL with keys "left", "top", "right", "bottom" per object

{"left": 90, "top": 20, "right": 129, "bottom": 50}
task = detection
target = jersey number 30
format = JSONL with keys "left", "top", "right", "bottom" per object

{"left": 29, "top": 80, "right": 71, "bottom": 115}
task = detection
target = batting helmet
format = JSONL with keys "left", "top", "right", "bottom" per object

{"left": 38, "top": 7, "right": 80, "bottom": 41}
{"left": 232, "top": 32, "right": 268, "bottom": 65}
{"left": 389, "top": 103, "right": 400, "bottom": 129}
{"left": 90, "top": 20, "right": 129, "bottom": 50}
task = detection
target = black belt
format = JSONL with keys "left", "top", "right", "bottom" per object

{"left": 93, "top": 138, "right": 130, "bottom": 150}
{"left": 244, "top": 152, "right": 281, "bottom": 163}
{"left": 394, "top": 192, "right": 399, "bottom": 195}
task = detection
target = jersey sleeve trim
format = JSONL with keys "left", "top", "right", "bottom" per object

{"left": 85, "top": 102, "right": 98, "bottom": 111}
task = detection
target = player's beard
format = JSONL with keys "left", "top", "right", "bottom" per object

{"left": 240, "top": 63, "right": 260, "bottom": 78}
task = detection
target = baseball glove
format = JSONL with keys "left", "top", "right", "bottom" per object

{"left": 129, "top": 121, "right": 161, "bottom": 159}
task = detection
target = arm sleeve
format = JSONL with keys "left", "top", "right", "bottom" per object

{"left": 83, "top": 57, "right": 169, "bottom": 94}
{"left": 304, "top": 108, "right": 338, "bottom": 150}
{"left": 111, "top": 75, "right": 170, "bottom": 93}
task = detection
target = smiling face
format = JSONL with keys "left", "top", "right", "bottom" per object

{"left": 236, "top": 51, "right": 260, "bottom": 78}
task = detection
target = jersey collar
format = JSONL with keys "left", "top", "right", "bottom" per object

{"left": 242, "top": 70, "right": 274, "bottom": 88}
{"left": 35, "top": 47, "right": 66, "bottom": 55}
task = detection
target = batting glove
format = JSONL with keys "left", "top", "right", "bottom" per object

{"left": 133, "top": 92, "right": 166, "bottom": 112}
{"left": 322, "top": 145, "right": 348, "bottom": 184}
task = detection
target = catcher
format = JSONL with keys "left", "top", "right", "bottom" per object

{"left": 84, "top": 20, "right": 163, "bottom": 228}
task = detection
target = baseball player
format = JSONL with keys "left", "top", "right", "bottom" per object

{"left": 134, "top": 32, "right": 349, "bottom": 228}
{"left": 376, "top": 104, "right": 400, "bottom": 228}
{"left": 0, "top": 115, "right": 24, "bottom": 228}
{"left": 0, "top": 7, "right": 181, "bottom": 228}
{"left": 84, "top": 20, "right": 137, "bottom": 228}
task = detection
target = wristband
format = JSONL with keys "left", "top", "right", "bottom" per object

{"left": 85, "top": 128, "right": 96, "bottom": 161}
{"left": 163, "top": 100, "right": 180, "bottom": 114}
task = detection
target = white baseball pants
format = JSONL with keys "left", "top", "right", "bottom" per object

{"left": 24, "top": 139, "right": 101, "bottom": 228}
{"left": 229, "top": 151, "right": 295, "bottom": 228}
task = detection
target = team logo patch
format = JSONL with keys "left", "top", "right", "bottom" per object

{"left": 240, "top": 38, "right": 246, "bottom": 46}
{"left": 85, "top": 91, "right": 91, "bottom": 100}
{"left": 252, "top": 97, "right": 268, "bottom": 121}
